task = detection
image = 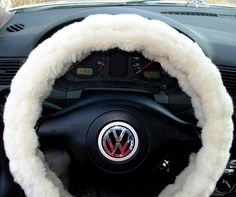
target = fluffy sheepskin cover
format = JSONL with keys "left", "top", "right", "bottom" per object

{"left": 3, "top": 14, "right": 234, "bottom": 197}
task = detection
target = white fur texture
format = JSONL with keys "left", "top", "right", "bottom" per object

{"left": 3, "top": 14, "right": 234, "bottom": 197}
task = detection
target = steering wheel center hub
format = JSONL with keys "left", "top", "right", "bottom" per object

{"left": 98, "top": 121, "right": 139, "bottom": 162}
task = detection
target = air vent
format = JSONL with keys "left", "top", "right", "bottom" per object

{"left": 6, "top": 24, "right": 24, "bottom": 32}
{"left": 218, "top": 66, "right": 236, "bottom": 105}
{"left": 161, "top": 11, "right": 218, "bottom": 17}
{"left": 0, "top": 60, "right": 22, "bottom": 85}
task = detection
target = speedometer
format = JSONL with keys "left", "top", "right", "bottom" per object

{"left": 130, "top": 52, "right": 168, "bottom": 82}
{"left": 71, "top": 52, "right": 106, "bottom": 78}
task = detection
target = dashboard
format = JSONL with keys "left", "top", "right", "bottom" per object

{"left": 0, "top": 2, "right": 236, "bottom": 197}
{"left": 0, "top": 0, "right": 235, "bottom": 153}
{"left": 1, "top": 4, "right": 236, "bottom": 112}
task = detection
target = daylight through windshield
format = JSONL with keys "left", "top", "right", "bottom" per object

{"left": 0, "top": 0, "right": 236, "bottom": 8}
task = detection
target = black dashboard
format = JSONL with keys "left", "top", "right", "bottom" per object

{"left": 0, "top": 4, "right": 236, "bottom": 112}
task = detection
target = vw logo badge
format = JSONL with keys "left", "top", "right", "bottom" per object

{"left": 98, "top": 122, "right": 139, "bottom": 162}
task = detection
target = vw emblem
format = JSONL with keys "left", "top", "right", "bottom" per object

{"left": 98, "top": 122, "right": 139, "bottom": 162}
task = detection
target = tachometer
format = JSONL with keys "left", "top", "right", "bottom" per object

{"left": 71, "top": 53, "right": 106, "bottom": 78}
{"left": 130, "top": 52, "right": 168, "bottom": 82}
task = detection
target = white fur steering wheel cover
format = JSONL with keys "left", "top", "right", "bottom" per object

{"left": 3, "top": 14, "right": 234, "bottom": 197}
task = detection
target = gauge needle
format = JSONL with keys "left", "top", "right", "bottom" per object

{"left": 137, "top": 61, "right": 154, "bottom": 74}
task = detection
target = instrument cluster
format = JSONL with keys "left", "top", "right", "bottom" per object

{"left": 61, "top": 49, "right": 178, "bottom": 93}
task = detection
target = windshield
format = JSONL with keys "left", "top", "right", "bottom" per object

{"left": 0, "top": 0, "right": 235, "bottom": 8}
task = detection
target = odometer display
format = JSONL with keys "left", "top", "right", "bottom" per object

{"left": 76, "top": 68, "right": 93, "bottom": 76}
{"left": 71, "top": 53, "right": 106, "bottom": 78}
{"left": 143, "top": 71, "right": 160, "bottom": 79}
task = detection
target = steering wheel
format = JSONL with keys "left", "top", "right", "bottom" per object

{"left": 3, "top": 14, "right": 234, "bottom": 197}
{"left": 37, "top": 92, "right": 201, "bottom": 196}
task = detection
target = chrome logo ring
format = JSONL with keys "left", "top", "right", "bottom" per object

{"left": 98, "top": 122, "right": 139, "bottom": 162}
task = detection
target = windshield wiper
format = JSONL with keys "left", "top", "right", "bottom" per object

{"left": 126, "top": 0, "right": 208, "bottom": 7}
{"left": 9, "top": 0, "right": 184, "bottom": 12}
{"left": 187, "top": 0, "right": 208, "bottom": 8}
{"left": 9, "top": 0, "right": 211, "bottom": 12}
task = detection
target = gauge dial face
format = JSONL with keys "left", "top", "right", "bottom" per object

{"left": 71, "top": 53, "right": 106, "bottom": 78}
{"left": 130, "top": 52, "right": 168, "bottom": 82}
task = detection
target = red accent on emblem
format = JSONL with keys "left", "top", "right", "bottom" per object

{"left": 102, "top": 131, "right": 133, "bottom": 158}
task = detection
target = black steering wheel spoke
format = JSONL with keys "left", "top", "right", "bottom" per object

{"left": 147, "top": 116, "right": 201, "bottom": 152}
{"left": 37, "top": 104, "right": 98, "bottom": 149}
